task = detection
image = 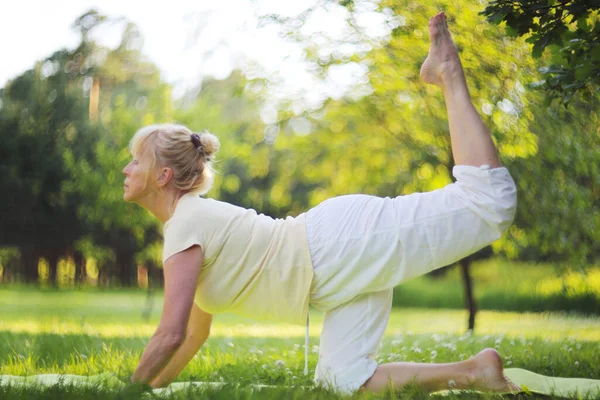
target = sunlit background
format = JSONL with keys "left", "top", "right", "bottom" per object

{"left": 0, "top": 3, "right": 599, "bottom": 398}
{"left": 1, "top": 0, "right": 398, "bottom": 110}
{"left": 0, "top": 0, "right": 598, "bottom": 320}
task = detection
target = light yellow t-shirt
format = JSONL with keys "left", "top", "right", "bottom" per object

{"left": 162, "top": 193, "right": 314, "bottom": 325}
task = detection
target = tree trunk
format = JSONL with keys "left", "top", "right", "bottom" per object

{"left": 460, "top": 258, "right": 477, "bottom": 332}
{"left": 146, "top": 260, "right": 165, "bottom": 289}
{"left": 142, "top": 261, "right": 160, "bottom": 321}
{"left": 47, "top": 250, "right": 60, "bottom": 287}
{"left": 74, "top": 251, "right": 87, "bottom": 285}
{"left": 428, "top": 264, "right": 453, "bottom": 278}
{"left": 20, "top": 247, "right": 39, "bottom": 284}
{"left": 98, "top": 266, "right": 109, "bottom": 288}
{"left": 116, "top": 250, "right": 136, "bottom": 287}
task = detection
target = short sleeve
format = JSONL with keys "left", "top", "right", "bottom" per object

{"left": 162, "top": 216, "right": 204, "bottom": 264}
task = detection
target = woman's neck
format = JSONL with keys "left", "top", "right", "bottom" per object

{"left": 138, "top": 188, "right": 184, "bottom": 224}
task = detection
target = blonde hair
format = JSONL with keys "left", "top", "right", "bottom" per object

{"left": 129, "top": 124, "right": 220, "bottom": 195}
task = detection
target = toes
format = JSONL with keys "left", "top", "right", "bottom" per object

{"left": 432, "top": 12, "right": 447, "bottom": 25}
{"left": 429, "top": 12, "right": 449, "bottom": 33}
{"left": 438, "top": 13, "right": 447, "bottom": 26}
{"left": 509, "top": 381, "right": 522, "bottom": 393}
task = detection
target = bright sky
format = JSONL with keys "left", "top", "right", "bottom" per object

{"left": 1, "top": 0, "right": 398, "bottom": 112}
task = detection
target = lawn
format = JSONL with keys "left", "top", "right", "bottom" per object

{"left": 392, "top": 259, "right": 600, "bottom": 314}
{"left": 0, "top": 287, "right": 599, "bottom": 399}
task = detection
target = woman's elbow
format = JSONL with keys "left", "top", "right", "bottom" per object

{"left": 189, "top": 329, "right": 210, "bottom": 345}
{"left": 161, "top": 332, "right": 186, "bottom": 351}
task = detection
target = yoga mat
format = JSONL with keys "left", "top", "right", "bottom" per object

{"left": 0, "top": 373, "right": 124, "bottom": 389}
{"left": 432, "top": 368, "right": 600, "bottom": 398}
{"left": 1, "top": 368, "right": 599, "bottom": 398}
{"left": 504, "top": 368, "right": 600, "bottom": 398}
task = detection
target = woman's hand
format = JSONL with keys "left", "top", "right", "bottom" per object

{"left": 149, "top": 303, "right": 213, "bottom": 388}
{"left": 131, "top": 245, "right": 204, "bottom": 384}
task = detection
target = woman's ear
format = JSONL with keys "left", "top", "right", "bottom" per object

{"left": 157, "top": 167, "right": 174, "bottom": 188}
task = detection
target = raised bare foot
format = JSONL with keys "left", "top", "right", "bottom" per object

{"left": 465, "top": 348, "right": 521, "bottom": 393}
{"left": 420, "top": 12, "right": 464, "bottom": 88}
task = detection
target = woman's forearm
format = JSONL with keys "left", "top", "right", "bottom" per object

{"left": 131, "top": 331, "right": 184, "bottom": 384}
{"left": 149, "top": 333, "right": 209, "bottom": 388}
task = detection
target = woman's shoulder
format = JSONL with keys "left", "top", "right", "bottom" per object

{"left": 173, "top": 194, "right": 252, "bottom": 221}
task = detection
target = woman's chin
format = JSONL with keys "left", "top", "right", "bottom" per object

{"left": 123, "top": 192, "right": 143, "bottom": 204}
{"left": 123, "top": 187, "right": 146, "bottom": 204}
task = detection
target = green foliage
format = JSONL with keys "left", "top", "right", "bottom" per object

{"left": 1, "top": 1, "right": 598, "bottom": 287}
{"left": 291, "top": 0, "right": 536, "bottom": 199}
{"left": 60, "top": 13, "right": 172, "bottom": 283}
{"left": 481, "top": 0, "right": 600, "bottom": 103}
{"left": 267, "top": 0, "right": 599, "bottom": 267}
{"left": 0, "top": 46, "right": 100, "bottom": 283}
{"left": 0, "top": 10, "right": 178, "bottom": 284}
{"left": 505, "top": 97, "right": 600, "bottom": 265}
{"left": 394, "top": 259, "right": 600, "bottom": 314}
{"left": 174, "top": 73, "right": 277, "bottom": 213}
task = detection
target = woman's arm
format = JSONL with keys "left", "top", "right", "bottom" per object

{"left": 130, "top": 245, "right": 203, "bottom": 385}
{"left": 149, "top": 303, "right": 213, "bottom": 387}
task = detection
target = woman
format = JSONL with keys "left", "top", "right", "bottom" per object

{"left": 126, "top": 12, "right": 520, "bottom": 395}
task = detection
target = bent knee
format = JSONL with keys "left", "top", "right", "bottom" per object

{"left": 453, "top": 166, "right": 517, "bottom": 237}
{"left": 314, "top": 358, "right": 378, "bottom": 395}
{"left": 489, "top": 169, "right": 518, "bottom": 235}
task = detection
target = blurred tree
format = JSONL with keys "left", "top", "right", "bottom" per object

{"left": 505, "top": 96, "right": 600, "bottom": 267}
{"left": 259, "top": 0, "right": 537, "bottom": 330}
{"left": 0, "top": 50, "right": 99, "bottom": 284}
{"left": 176, "top": 71, "right": 276, "bottom": 212}
{"left": 176, "top": 69, "right": 329, "bottom": 219}
{"left": 481, "top": 0, "right": 600, "bottom": 104}
{"left": 258, "top": 0, "right": 599, "bottom": 329}
{"left": 2, "top": 2, "right": 597, "bottom": 305}
{"left": 63, "top": 10, "right": 171, "bottom": 286}
{"left": 0, "top": 9, "right": 171, "bottom": 286}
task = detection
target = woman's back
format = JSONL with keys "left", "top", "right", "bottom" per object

{"left": 162, "top": 193, "right": 314, "bottom": 324}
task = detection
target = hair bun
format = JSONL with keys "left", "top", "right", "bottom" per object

{"left": 190, "top": 133, "right": 202, "bottom": 149}
{"left": 199, "top": 131, "right": 220, "bottom": 158}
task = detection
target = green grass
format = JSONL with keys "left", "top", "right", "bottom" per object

{"left": 0, "top": 288, "right": 599, "bottom": 399}
{"left": 393, "top": 259, "right": 600, "bottom": 314}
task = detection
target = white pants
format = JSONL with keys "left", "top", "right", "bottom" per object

{"left": 305, "top": 165, "right": 517, "bottom": 394}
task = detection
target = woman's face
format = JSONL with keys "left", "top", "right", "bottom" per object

{"left": 122, "top": 151, "right": 154, "bottom": 203}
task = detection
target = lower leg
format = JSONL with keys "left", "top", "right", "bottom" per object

{"left": 420, "top": 13, "right": 501, "bottom": 168}
{"left": 364, "top": 359, "right": 473, "bottom": 393}
{"left": 363, "top": 348, "right": 520, "bottom": 393}
{"left": 363, "top": 13, "right": 519, "bottom": 396}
